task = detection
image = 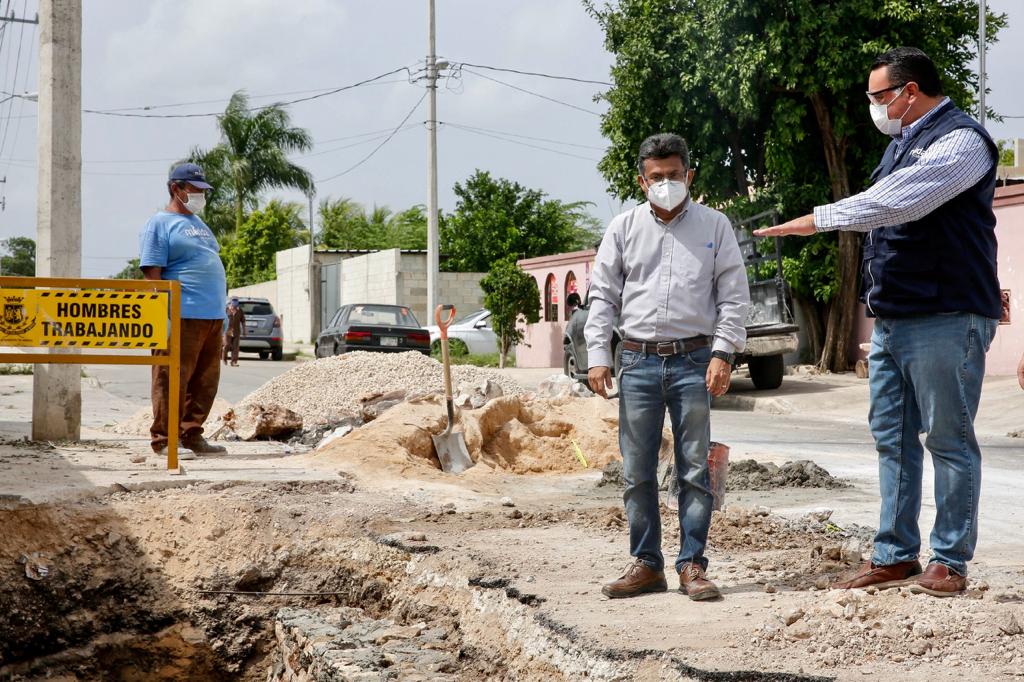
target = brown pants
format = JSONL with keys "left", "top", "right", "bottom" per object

{"left": 151, "top": 318, "right": 223, "bottom": 452}
{"left": 223, "top": 333, "right": 241, "bottom": 364}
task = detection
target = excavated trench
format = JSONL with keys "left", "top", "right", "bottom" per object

{"left": 0, "top": 482, "right": 831, "bottom": 681}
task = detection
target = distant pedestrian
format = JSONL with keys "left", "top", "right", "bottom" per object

{"left": 755, "top": 47, "right": 1000, "bottom": 596}
{"left": 139, "top": 162, "right": 228, "bottom": 460}
{"left": 586, "top": 133, "right": 749, "bottom": 601}
{"left": 223, "top": 297, "right": 246, "bottom": 366}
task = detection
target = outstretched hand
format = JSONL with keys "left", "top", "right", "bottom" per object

{"left": 753, "top": 213, "right": 817, "bottom": 238}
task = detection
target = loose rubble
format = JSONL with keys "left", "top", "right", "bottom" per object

{"left": 239, "top": 351, "right": 526, "bottom": 427}
{"left": 727, "top": 459, "right": 850, "bottom": 490}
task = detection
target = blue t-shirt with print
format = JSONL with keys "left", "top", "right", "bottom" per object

{"left": 138, "top": 211, "right": 226, "bottom": 320}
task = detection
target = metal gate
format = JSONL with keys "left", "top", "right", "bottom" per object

{"left": 319, "top": 262, "right": 340, "bottom": 332}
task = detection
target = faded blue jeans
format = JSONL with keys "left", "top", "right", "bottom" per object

{"left": 618, "top": 347, "right": 714, "bottom": 574}
{"left": 869, "top": 313, "right": 998, "bottom": 576}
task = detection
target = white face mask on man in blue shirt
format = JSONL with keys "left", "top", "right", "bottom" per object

{"left": 645, "top": 178, "right": 689, "bottom": 212}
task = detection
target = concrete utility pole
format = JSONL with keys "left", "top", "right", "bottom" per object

{"left": 425, "top": 0, "right": 439, "bottom": 317}
{"left": 308, "top": 191, "right": 318, "bottom": 344}
{"left": 33, "top": 0, "right": 82, "bottom": 441}
{"left": 979, "top": 0, "right": 987, "bottom": 128}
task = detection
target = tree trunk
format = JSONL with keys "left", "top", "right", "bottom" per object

{"left": 728, "top": 127, "right": 748, "bottom": 197}
{"left": 794, "top": 295, "right": 824, "bottom": 362}
{"left": 498, "top": 334, "right": 508, "bottom": 369}
{"left": 808, "top": 91, "right": 861, "bottom": 372}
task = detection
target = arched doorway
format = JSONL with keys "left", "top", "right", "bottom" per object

{"left": 564, "top": 271, "right": 578, "bottom": 320}
{"left": 544, "top": 273, "right": 558, "bottom": 322}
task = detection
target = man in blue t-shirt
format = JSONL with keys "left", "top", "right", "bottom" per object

{"left": 139, "top": 163, "right": 228, "bottom": 458}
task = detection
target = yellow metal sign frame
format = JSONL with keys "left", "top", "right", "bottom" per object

{"left": 0, "top": 276, "right": 184, "bottom": 471}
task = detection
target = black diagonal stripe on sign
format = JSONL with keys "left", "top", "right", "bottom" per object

{"left": 40, "top": 292, "right": 51, "bottom": 297}
{"left": 82, "top": 292, "right": 92, "bottom": 298}
{"left": 96, "top": 293, "right": 106, "bottom": 299}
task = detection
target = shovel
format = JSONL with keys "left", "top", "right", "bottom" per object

{"left": 432, "top": 304, "right": 473, "bottom": 474}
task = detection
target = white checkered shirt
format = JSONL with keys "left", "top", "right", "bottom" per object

{"left": 813, "top": 98, "right": 994, "bottom": 232}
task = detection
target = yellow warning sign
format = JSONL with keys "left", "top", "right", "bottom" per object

{"left": 0, "top": 288, "right": 169, "bottom": 349}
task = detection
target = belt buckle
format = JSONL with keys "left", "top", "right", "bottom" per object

{"left": 655, "top": 341, "right": 675, "bottom": 357}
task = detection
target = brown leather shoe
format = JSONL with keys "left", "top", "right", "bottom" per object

{"left": 907, "top": 562, "right": 966, "bottom": 597}
{"left": 832, "top": 559, "right": 922, "bottom": 590}
{"left": 678, "top": 562, "right": 721, "bottom": 601}
{"left": 181, "top": 434, "right": 227, "bottom": 454}
{"left": 602, "top": 560, "right": 667, "bottom": 599}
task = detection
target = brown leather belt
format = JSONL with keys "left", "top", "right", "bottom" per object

{"left": 621, "top": 336, "right": 710, "bottom": 357}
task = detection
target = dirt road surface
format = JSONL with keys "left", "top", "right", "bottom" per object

{"left": 1, "top": 362, "right": 1023, "bottom": 680}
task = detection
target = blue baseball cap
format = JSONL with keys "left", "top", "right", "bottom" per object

{"left": 168, "top": 162, "right": 213, "bottom": 189}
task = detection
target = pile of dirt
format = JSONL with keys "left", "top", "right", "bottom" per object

{"left": 238, "top": 352, "right": 526, "bottom": 428}
{"left": 306, "top": 394, "right": 622, "bottom": 477}
{"left": 727, "top": 459, "right": 849, "bottom": 490}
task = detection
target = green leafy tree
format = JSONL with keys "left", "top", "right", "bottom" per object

{"left": 440, "top": 170, "right": 601, "bottom": 273}
{"left": 318, "top": 198, "right": 428, "bottom": 250}
{"left": 586, "top": 0, "right": 1003, "bottom": 370}
{"left": 0, "top": 236, "right": 34, "bottom": 276}
{"left": 111, "top": 258, "right": 143, "bottom": 280}
{"left": 189, "top": 91, "right": 314, "bottom": 235}
{"left": 996, "top": 139, "right": 1016, "bottom": 167}
{"left": 480, "top": 257, "right": 541, "bottom": 368}
{"left": 221, "top": 200, "right": 308, "bottom": 288}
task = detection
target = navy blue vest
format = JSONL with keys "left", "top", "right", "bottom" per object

{"left": 861, "top": 100, "right": 1001, "bottom": 319}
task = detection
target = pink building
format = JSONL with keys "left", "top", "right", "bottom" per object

{"left": 516, "top": 249, "right": 596, "bottom": 368}
{"left": 989, "top": 185, "right": 1024, "bottom": 375}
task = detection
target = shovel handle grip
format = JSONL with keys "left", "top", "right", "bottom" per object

{"left": 434, "top": 304, "right": 456, "bottom": 337}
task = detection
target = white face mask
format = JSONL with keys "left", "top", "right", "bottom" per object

{"left": 182, "top": 192, "right": 206, "bottom": 214}
{"left": 869, "top": 86, "right": 910, "bottom": 136}
{"left": 645, "top": 179, "right": 688, "bottom": 211}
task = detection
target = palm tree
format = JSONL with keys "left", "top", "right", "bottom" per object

{"left": 190, "top": 91, "right": 313, "bottom": 234}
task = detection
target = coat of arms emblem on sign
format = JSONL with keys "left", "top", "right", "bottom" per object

{"left": 0, "top": 293, "right": 36, "bottom": 336}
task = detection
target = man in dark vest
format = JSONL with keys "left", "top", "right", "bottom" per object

{"left": 755, "top": 47, "right": 1000, "bottom": 597}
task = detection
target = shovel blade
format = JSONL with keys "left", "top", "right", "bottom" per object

{"left": 432, "top": 432, "right": 473, "bottom": 474}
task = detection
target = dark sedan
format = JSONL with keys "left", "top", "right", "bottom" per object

{"left": 314, "top": 304, "right": 431, "bottom": 358}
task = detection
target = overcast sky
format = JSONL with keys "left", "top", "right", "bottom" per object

{"left": 0, "top": 1, "right": 1021, "bottom": 277}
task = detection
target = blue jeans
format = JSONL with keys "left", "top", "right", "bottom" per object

{"left": 618, "top": 346, "right": 714, "bottom": 573}
{"left": 869, "top": 313, "right": 998, "bottom": 576}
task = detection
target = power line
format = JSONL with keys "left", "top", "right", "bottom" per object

{"left": 316, "top": 91, "right": 427, "bottom": 184}
{"left": 441, "top": 121, "right": 607, "bottom": 151}
{"left": 441, "top": 122, "right": 601, "bottom": 162}
{"left": 454, "top": 61, "right": 612, "bottom": 87}
{"left": 460, "top": 67, "right": 602, "bottom": 117}
{"left": 90, "top": 79, "right": 411, "bottom": 114}
{"left": 81, "top": 66, "right": 413, "bottom": 118}
{"left": 1, "top": 0, "right": 32, "bottom": 176}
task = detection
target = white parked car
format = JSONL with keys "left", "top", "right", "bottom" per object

{"left": 425, "top": 308, "right": 498, "bottom": 355}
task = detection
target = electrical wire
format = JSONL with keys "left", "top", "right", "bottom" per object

{"left": 2, "top": 2, "right": 33, "bottom": 178}
{"left": 82, "top": 66, "right": 414, "bottom": 119}
{"left": 459, "top": 67, "right": 602, "bottom": 117}
{"left": 91, "top": 79, "right": 412, "bottom": 114}
{"left": 440, "top": 122, "right": 601, "bottom": 162}
{"left": 0, "top": 0, "right": 28, "bottom": 160}
{"left": 453, "top": 61, "right": 612, "bottom": 87}
{"left": 316, "top": 91, "right": 427, "bottom": 184}
{"left": 440, "top": 121, "right": 607, "bottom": 151}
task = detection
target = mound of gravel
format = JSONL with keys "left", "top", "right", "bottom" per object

{"left": 239, "top": 351, "right": 526, "bottom": 428}
{"left": 728, "top": 459, "right": 849, "bottom": 490}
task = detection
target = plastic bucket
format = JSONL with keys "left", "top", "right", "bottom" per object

{"left": 662, "top": 441, "right": 730, "bottom": 511}
{"left": 708, "top": 442, "right": 729, "bottom": 511}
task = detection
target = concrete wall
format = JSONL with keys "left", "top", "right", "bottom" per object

{"left": 275, "top": 245, "right": 312, "bottom": 344}
{"left": 228, "top": 280, "right": 277, "bottom": 308}
{"left": 335, "top": 249, "right": 484, "bottom": 328}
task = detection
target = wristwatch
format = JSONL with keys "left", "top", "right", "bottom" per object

{"left": 711, "top": 350, "right": 735, "bottom": 365}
